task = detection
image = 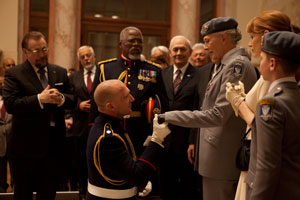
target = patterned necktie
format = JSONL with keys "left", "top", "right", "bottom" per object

{"left": 173, "top": 69, "right": 182, "bottom": 94}
{"left": 87, "top": 71, "right": 92, "bottom": 93}
{"left": 38, "top": 68, "right": 48, "bottom": 88}
{"left": 1, "top": 103, "right": 6, "bottom": 120}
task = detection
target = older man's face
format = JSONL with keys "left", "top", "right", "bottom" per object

{"left": 3, "top": 58, "right": 15, "bottom": 71}
{"left": 203, "top": 33, "right": 225, "bottom": 65}
{"left": 169, "top": 38, "right": 192, "bottom": 68}
{"left": 23, "top": 38, "right": 48, "bottom": 68}
{"left": 78, "top": 48, "right": 95, "bottom": 71}
{"left": 120, "top": 29, "right": 143, "bottom": 60}
{"left": 190, "top": 48, "right": 209, "bottom": 67}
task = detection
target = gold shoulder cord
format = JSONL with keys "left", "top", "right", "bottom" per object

{"left": 99, "top": 63, "right": 127, "bottom": 84}
{"left": 99, "top": 64, "right": 105, "bottom": 83}
{"left": 93, "top": 123, "right": 136, "bottom": 186}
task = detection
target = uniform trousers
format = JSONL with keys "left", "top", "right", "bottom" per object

{"left": 202, "top": 176, "right": 238, "bottom": 200}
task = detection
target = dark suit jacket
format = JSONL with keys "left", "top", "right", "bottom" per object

{"left": 69, "top": 68, "right": 94, "bottom": 137}
{"left": 3, "top": 60, "right": 75, "bottom": 159}
{"left": 161, "top": 64, "right": 200, "bottom": 154}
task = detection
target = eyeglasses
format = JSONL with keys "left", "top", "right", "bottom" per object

{"left": 79, "top": 53, "right": 92, "bottom": 60}
{"left": 26, "top": 47, "right": 48, "bottom": 54}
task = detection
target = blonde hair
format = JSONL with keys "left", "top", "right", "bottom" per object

{"left": 246, "top": 10, "right": 291, "bottom": 33}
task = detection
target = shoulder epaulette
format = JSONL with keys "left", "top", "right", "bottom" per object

{"left": 274, "top": 86, "right": 283, "bottom": 96}
{"left": 145, "top": 59, "right": 161, "bottom": 68}
{"left": 97, "top": 58, "right": 117, "bottom": 66}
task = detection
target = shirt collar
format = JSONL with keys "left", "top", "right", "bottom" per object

{"left": 84, "top": 65, "right": 96, "bottom": 74}
{"left": 268, "top": 76, "right": 297, "bottom": 92}
{"left": 173, "top": 62, "right": 189, "bottom": 75}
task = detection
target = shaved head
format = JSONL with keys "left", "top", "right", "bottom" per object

{"left": 94, "top": 79, "right": 134, "bottom": 117}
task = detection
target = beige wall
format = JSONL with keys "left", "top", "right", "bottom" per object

{"left": 223, "top": 0, "right": 300, "bottom": 49}
{"left": 0, "top": 0, "right": 19, "bottom": 65}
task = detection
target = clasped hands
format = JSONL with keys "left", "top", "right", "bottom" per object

{"left": 39, "top": 85, "right": 64, "bottom": 105}
{"left": 225, "top": 81, "right": 246, "bottom": 116}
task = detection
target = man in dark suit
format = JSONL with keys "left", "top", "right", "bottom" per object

{"left": 69, "top": 45, "right": 97, "bottom": 198}
{"left": 159, "top": 35, "right": 199, "bottom": 200}
{"left": 3, "top": 31, "right": 74, "bottom": 200}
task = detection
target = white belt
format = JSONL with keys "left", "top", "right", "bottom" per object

{"left": 88, "top": 182, "right": 137, "bottom": 199}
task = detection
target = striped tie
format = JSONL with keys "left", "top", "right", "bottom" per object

{"left": 173, "top": 69, "right": 182, "bottom": 94}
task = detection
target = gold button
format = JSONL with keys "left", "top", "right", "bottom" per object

{"left": 128, "top": 68, "right": 130, "bottom": 71}
{"left": 128, "top": 74, "right": 131, "bottom": 78}
{"left": 128, "top": 82, "right": 131, "bottom": 85}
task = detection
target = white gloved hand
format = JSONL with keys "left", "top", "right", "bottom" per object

{"left": 225, "top": 81, "right": 246, "bottom": 117}
{"left": 138, "top": 181, "right": 152, "bottom": 197}
{"left": 151, "top": 114, "right": 171, "bottom": 147}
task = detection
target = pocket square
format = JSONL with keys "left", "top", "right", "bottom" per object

{"left": 54, "top": 82, "right": 63, "bottom": 86}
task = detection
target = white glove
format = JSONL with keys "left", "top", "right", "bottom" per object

{"left": 151, "top": 114, "right": 171, "bottom": 147}
{"left": 225, "top": 81, "right": 246, "bottom": 117}
{"left": 138, "top": 181, "right": 152, "bottom": 197}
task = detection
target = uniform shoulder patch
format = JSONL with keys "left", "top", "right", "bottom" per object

{"left": 233, "top": 62, "right": 243, "bottom": 77}
{"left": 97, "top": 58, "right": 117, "bottom": 66}
{"left": 145, "top": 59, "right": 161, "bottom": 68}
{"left": 259, "top": 99, "right": 274, "bottom": 121}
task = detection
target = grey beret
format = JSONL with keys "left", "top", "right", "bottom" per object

{"left": 262, "top": 31, "right": 300, "bottom": 64}
{"left": 201, "top": 17, "right": 238, "bottom": 37}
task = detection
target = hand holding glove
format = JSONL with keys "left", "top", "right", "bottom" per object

{"left": 151, "top": 114, "right": 171, "bottom": 147}
{"left": 225, "top": 81, "right": 246, "bottom": 116}
{"left": 138, "top": 181, "right": 152, "bottom": 197}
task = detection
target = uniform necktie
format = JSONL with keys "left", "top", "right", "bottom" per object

{"left": 38, "top": 68, "right": 48, "bottom": 88}
{"left": 1, "top": 103, "right": 6, "bottom": 120}
{"left": 87, "top": 71, "right": 92, "bottom": 93}
{"left": 173, "top": 69, "right": 182, "bottom": 94}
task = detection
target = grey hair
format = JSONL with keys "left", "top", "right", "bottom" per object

{"left": 169, "top": 35, "right": 192, "bottom": 49}
{"left": 119, "top": 26, "right": 143, "bottom": 42}
{"left": 151, "top": 45, "right": 169, "bottom": 56}
{"left": 192, "top": 43, "right": 205, "bottom": 50}
{"left": 222, "top": 28, "right": 242, "bottom": 44}
{"left": 77, "top": 45, "right": 95, "bottom": 58}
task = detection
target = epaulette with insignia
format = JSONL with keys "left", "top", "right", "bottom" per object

{"left": 274, "top": 87, "right": 283, "bottom": 96}
{"left": 145, "top": 59, "right": 161, "bottom": 68}
{"left": 97, "top": 58, "right": 117, "bottom": 66}
{"left": 259, "top": 99, "right": 274, "bottom": 121}
{"left": 103, "top": 123, "right": 114, "bottom": 137}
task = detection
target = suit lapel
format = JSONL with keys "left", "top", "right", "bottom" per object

{"left": 163, "top": 66, "right": 175, "bottom": 100}
{"left": 23, "top": 61, "right": 45, "bottom": 91}
{"left": 80, "top": 69, "right": 90, "bottom": 96}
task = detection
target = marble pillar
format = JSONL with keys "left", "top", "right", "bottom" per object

{"left": 171, "top": 0, "right": 200, "bottom": 45}
{"left": 49, "top": 0, "right": 78, "bottom": 69}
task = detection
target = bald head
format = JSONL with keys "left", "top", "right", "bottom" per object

{"left": 94, "top": 80, "right": 134, "bottom": 117}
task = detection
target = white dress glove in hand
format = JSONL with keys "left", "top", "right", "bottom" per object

{"left": 138, "top": 181, "right": 152, "bottom": 197}
{"left": 151, "top": 114, "right": 171, "bottom": 147}
{"left": 225, "top": 81, "right": 246, "bottom": 116}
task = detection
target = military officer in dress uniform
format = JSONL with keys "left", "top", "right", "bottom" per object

{"left": 89, "top": 26, "right": 167, "bottom": 157}
{"left": 86, "top": 80, "right": 170, "bottom": 200}
{"left": 158, "top": 17, "right": 257, "bottom": 200}
{"left": 240, "top": 32, "right": 300, "bottom": 200}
